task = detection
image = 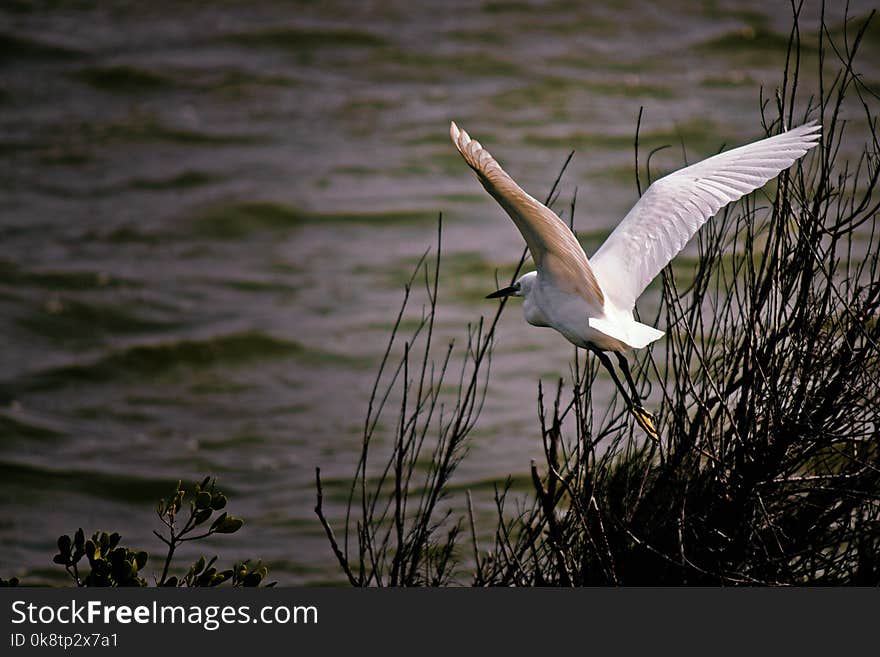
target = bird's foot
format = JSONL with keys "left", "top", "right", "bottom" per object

{"left": 631, "top": 405, "right": 659, "bottom": 442}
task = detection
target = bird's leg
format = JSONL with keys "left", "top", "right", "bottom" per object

{"left": 615, "top": 352, "right": 659, "bottom": 441}
{"left": 589, "top": 346, "right": 659, "bottom": 442}
{"left": 615, "top": 352, "right": 643, "bottom": 406}
{"left": 590, "top": 346, "right": 632, "bottom": 406}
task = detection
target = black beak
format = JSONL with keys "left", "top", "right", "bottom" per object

{"left": 486, "top": 285, "right": 518, "bottom": 299}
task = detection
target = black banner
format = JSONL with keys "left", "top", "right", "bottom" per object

{"left": 0, "top": 588, "right": 875, "bottom": 655}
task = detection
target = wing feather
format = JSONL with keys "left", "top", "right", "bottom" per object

{"left": 450, "top": 121, "right": 604, "bottom": 305}
{"left": 590, "top": 121, "right": 820, "bottom": 310}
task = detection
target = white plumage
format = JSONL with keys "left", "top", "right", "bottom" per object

{"left": 450, "top": 120, "right": 819, "bottom": 349}
{"left": 450, "top": 118, "right": 820, "bottom": 436}
{"left": 590, "top": 121, "right": 821, "bottom": 312}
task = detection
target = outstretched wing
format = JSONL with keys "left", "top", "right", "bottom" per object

{"left": 590, "top": 121, "right": 821, "bottom": 310}
{"left": 450, "top": 121, "right": 604, "bottom": 304}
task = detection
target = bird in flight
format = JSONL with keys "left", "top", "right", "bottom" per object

{"left": 450, "top": 119, "right": 820, "bottom": 440}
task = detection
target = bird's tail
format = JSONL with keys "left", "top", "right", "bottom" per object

{"left": 589, "top": 317, "right": 665, "bottom": 350}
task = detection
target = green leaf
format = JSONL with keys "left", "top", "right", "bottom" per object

{"left": 210, "top": 511, "right": 228, "bottom": 531}
{"left": 197, "top": 567, "right": 217, "bottom": 586}
{"left": 209, "top": 569, "right": 232, "bottom": 586}
{"left": 108, "top": 547, "right": 127, "bottom": 565}
{"left": 242, "top": 572, "right": 262, "bottom": 586}
{"left": 210, "top": 494, "right": 227, "bottom": 510}
{"left": 193, "top": 508, "right": 213, "bottom": 526}
{"left": 57, "top": 535, "right": 72, "bottom": 557}
{"left": 134, "top": 551, "right": 148, "bottom": 570}
{"left": 195, "top": 491, "right": 213, "bottom": 509}
{"left": 213, "top": 517, "right": 243, "bottom": 534}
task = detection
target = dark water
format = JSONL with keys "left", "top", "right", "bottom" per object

{"left": 1, "top": 1, "right": 877, "bottom": 584}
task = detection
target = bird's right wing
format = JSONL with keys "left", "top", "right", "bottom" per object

{"left": 590, "top": 121, "right": 821, "bottom": 310}
{"left": 450, "top": 121, "right": 604, "bottom": 304}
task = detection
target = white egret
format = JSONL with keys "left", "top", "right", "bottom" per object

{"left": 450, "top": 119, "right": 820, "bottom": 439}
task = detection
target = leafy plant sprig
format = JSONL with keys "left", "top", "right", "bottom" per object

{"left": 45, "top": 476, "right": 272, "bottom": 587}
{"left": 53, "top": 529, "right": 148, "bottom": 587}
{"left": 154, "top": 477, "right": 243, "bottom": 586}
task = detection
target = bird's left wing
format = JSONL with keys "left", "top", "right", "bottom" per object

{"left": 590, "top": 121, "right": 821, "bottom": 311}
{"left": 450, "top": 121, "right": 604, "bottom": 304}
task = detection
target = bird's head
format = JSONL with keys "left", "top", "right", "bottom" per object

{"left": 486, "top": 271, "right": 536, "bottom": 300}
